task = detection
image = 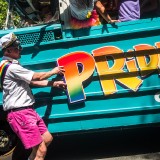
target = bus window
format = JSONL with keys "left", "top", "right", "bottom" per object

{"left": 140, "top": 0, "right": 160, "bottom": 19}
{"left": 35, "top": 0, "right": 59, "bottom": 23}
{"left": 12, "top": 0, "right": 60, "bottom": 27}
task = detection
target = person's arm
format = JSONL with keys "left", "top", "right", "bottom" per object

{"left": 95, "top": 0, "right": 119, "bottom": 23}
{"left": 32, "top": 66, "right": 65, "bottom": 81}
{"left": 114, "top": 0, "right": 118, "bottom": 10}
{"left": 30, "top": 80, "right": 67, "bottom": 89}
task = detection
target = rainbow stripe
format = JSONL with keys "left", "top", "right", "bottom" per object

{"left": 0, "top": 61, "right": 12, "bottom": 89}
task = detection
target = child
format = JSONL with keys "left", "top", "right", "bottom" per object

{"left": 69, "top": 0, "right": 101, "bottom": 29}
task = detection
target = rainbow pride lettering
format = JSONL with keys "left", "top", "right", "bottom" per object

{"left": 57, "top": 51, "right": 95, "bottom": 103}
{"left": 57, "top": 43, "right": 160, "bottom": 103}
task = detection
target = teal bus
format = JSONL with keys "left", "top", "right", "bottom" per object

{"left": 0, "top": 0, "right": 160, "bottom": 156}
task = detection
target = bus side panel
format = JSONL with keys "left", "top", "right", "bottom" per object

{"left": 0, "top": 20, "right": 160, "bottom": 134}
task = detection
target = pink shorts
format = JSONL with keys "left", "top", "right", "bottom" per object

{"left": 7, "top": 108, "right": 47, "bottom": 149}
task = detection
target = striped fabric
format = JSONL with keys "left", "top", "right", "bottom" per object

{"left": 70, "top": 10, "right": 101, "bottom": 29}
{"left": 0, "top": 61, "right": 12, "bottom": 89}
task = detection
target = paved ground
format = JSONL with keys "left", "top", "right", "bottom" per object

{"left": 1, "top": 126, "right": 160, "bottom": 160}
{"left": 1, "top": 151, "right": 160, "bottom": 160}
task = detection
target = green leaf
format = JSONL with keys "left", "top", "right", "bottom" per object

{"left": 0, "top": 0, "right": 21, "bottom": 29}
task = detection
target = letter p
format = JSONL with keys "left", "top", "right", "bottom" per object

{"left": 57, "top": 51, "right": 95, "bottom": 103}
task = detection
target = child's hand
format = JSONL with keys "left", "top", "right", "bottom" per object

{"left": 109, "top": 19, "right": 120, "bottom": 23}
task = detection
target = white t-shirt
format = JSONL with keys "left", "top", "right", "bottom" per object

{"left": 69, "top": 0, "right": 96, "bottom": 20}
{"left": 1, "top": 56, "right": 35, "bottom": 111}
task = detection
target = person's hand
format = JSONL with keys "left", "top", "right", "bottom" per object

{"left": 109, "top": 19, "right": 120, "bottom": 23}
{"left": 53, "top": 81, "right": 67, "bottom": 90}
{"left": 52, "top": 66, "right": 65, "bottom": 75}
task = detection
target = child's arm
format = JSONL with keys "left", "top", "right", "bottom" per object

{"left": 95, "top": 0, "right": 119, "bottom": 23}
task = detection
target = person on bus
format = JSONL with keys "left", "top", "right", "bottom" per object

{"left": 100, "top": 0, "right": 118, "bottom": 11}
{"left": 0, "top": 32, "right": 67, "bottom": 160}
{"left": 69, "top": 0, "right": 119, "bottom": 28}
{"left": 69, "top": 0, "right": 101, "bottom": 29}
{"left": 117, "top": 0, "right": 140, "bottom": 22}
{"left": 95, "top": 0, "right": 120, "bottom": 23}
{"left": 95, "top": 0, "right": 140, "bottom": 23}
